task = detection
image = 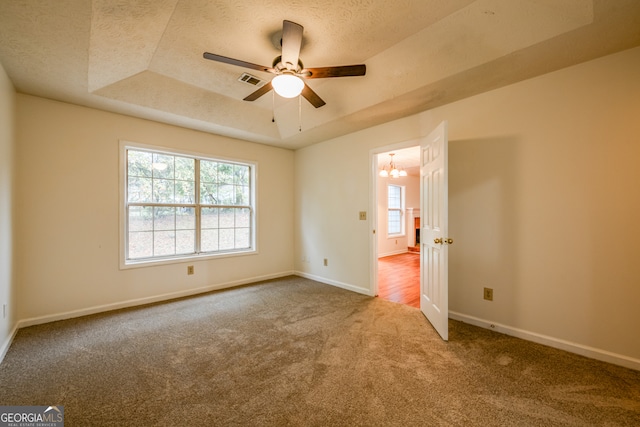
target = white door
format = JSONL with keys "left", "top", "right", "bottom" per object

{"left": 420, "top": 121, "right": 449, "bottom": 341}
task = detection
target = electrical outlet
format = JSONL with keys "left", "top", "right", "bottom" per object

{"left": 323, "top": 258, "right": 328, "bottom": 266}
{"left": 187, "top": 265, "right": 194, "bottom": 275}
{"left": 483, "top": 287, "right": 493, "bottom": 301}
{"left": 359, "top": 211, "right": 367, "bottom": 220}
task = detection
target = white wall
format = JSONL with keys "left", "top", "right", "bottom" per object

{"left": 0, "top": 62, "right": 16, "bottom": 359}
{"left": 377, "top": 174, "right": 420, "bottom": 257}
{"left": 15, "top": 95, "right": 294, "bottom": 323}
{"left": 294, "top": 47, "right": 640, "bottom": 367}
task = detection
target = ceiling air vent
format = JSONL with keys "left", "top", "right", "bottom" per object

{"left": 238, "top": 73, "right": 264, "bottom": 86}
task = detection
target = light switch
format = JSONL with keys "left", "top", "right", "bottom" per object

{"left": 359, "top": 211, "right": 367, "bottom": 220}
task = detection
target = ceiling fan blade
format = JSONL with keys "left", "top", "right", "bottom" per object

{"left": 301, "top": 83, "right": 326, "bottom": 108}
{"left": 302, "top": 64, "right": 366, "bottom": 79}
{"left": 203, "top": 52, "right": 274, "bottom": 74}
{"left": 243, "top": 82, "right": 273, "bottom": 102}
{"left": 281, "top": 20, "right": 303, "bottom": 69}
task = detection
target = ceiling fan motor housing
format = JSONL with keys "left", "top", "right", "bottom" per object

{"left": 272, "top": 55, "right": 304, "bottom": 74}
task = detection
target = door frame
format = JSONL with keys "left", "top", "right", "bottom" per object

{"left": 369, "top": 138, "right": 422, "bottom": 297}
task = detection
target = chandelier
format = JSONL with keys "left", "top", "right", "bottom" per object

{"left": 379, "top": 153, "right": 407, "bottom": 178}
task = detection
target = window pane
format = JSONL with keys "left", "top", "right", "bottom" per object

{"left": 236, "top": 208, "right": 250, "bottom": 227}
{"left": 176, "top": 230, "right": 195, "bottom": 254}
{"left": 174, "top": 157, "right": 194, "bottom": 181}
{"left": 235, "top": 228, "right": 250, "bottom": 248}
{"left": 388, "top": 185, "right": 401, "bottom": 209}
{"left": 201, "top": 207, "right": 218, "bottom": 229}
{"left": 176, "top": 208, "right": 195, "bottom": 230}
{"left": 128, "top": 177, "right": 152, "bottom": 203}
{"left": 218, "top": 163, "right": 234, "bottom": 184}
{"left": 219, "top": 208, "right": 234, "bottom": 228}
{"left": 200, "top": 160, "right": 217, "bottom": 183}
{"left": 128, "top": 150, "right": 152, "bottom": 178}
{"left": 129, "top": 206, "right": 153, "bottom": 232}
{"left": 200, "top": 183, "right": 218, "bottom": 204}
{"left": 219, "top": 228, "right": 234, "bottom": 250}
{"left": 234, "top": 164, "right": 249, "bottom": 185}
{"left": 154, "top": 231, "right": 175, "bottom": 256}
{"left": 388, "top": 210, "right": 401, "bottom": 234}
{"left": 235, "top": 185, "right": 249, "bottom": 205}
{"left": 201, "top": 229, "right": 218, "bottom": 252}
{"left": 128, "top": 231, "right": 152, "bottom": 259}
{"left": 175, "top": 180, "right": 195, "bottom": 204}
{"left": 218, "top": 185, "right": 234, "bottom": 205}
{"left": 152, "top": 153, "right": 174, "bottom": 179}
{"left": 153, "top": 179, "right": 175, "bottom": 203}
{"left": 154, "top": 207, "right": 175, "bottom": 231}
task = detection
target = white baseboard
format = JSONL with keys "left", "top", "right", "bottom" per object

{"left": 449, "top": 311, "right": 640, "bottom": 372}
{"left": 17, "top": 271, "right": 294, "bottom": 329}
{"left": 0, "top": 324, "right": 19, "bottom": 365}
{"left": 294, "top": 271, "right": 374, "bottom": 297}
{"left": 378, "top": 249, "right": 409, "bottom": 258}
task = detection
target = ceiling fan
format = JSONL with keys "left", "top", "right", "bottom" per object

{"left": 203, "top": 20, "right": 366, "bottom": 108}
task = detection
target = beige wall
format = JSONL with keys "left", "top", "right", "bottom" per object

{"left": 14, "top": 96, "right": 295, "bottom": 322}
{"left": 0, "top": 63, "right": 16, "bottom": 357}
{"left": 294, "top": 47, "right": 640, "bottom": 366}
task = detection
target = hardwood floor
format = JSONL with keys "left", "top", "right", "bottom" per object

{"left": 377, "top": 252, "right": 420, "bottom": 308}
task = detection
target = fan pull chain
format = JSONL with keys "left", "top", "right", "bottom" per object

{"left": 272, "top": 91, "right": 275, "bottom": 123}
{"left": 298, "top": 94, "right": 302, "bottom": 132}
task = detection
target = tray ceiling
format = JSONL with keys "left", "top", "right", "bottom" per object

{"left": 1, "top": 0, "right": 639, "bottom": 149}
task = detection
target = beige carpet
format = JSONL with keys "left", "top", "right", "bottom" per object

{"left": 1, "top": 276, "right": 639, "bottom": 426}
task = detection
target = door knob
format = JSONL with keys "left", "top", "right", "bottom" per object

{"left": 434, "top": 238, "right": 442, "bottom": 244}
{"left": 445, "top": 238, "right": 453, "bottom": 245}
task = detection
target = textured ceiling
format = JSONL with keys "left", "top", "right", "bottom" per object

{"left": 1, "top": 0, "right": 640, "bottom": 149}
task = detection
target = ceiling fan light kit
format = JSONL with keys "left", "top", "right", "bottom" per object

{"left": 272, "top": 74, "right": 304, "bottom": 98}
{"left": 203, "top": 20, "right": 366, "bottom": 109}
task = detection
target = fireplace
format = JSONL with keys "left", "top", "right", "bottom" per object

{"left": 407, "top": 208, "right": 420, "bottom": 252}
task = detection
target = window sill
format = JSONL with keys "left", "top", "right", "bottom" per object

{"left": 120, "top": 248, "right": 257, "bottom": 270}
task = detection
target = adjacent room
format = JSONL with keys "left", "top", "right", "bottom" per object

{"left": 376, "top": 147, "right": 421, "bottom": 308}
{"left": 1, "top": 1, "right": 640, "bottom": 425}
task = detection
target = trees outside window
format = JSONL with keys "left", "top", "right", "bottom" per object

{"left": 124, "top": 146, "right": 255, "bottom": 264}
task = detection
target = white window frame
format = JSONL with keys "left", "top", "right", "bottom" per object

{"left": 387, "top": 184, "right": 405, "bottom": 237}
{"left": 119, "top": 141, "right": 257, "bottom": 268}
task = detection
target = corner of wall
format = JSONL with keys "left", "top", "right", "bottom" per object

{"left": 0, "top": 61, "right": 17, "bottom": 364}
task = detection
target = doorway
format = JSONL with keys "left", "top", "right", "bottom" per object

{"left": 372, "top": 145, "right": 421, "bottom": 307}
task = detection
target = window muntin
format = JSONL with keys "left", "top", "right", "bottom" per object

{"left": 124, "top": 146, "right": 255, "bottom": 264}
{"left": 387, "top": 184, "right": 404, "bottom": 236}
